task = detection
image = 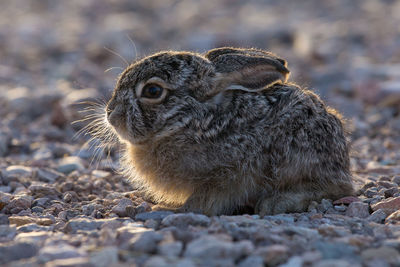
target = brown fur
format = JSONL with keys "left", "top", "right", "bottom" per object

{"left": 101, "top": 47, "right": 354, "bottom": 216}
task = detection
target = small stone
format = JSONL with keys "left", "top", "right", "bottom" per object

{"left": 392, "top": 176, "right": 400, "bottom": 185}
{"left": 63, "top": 192, "right": 73, "bottom": 203}
{"left": 361, "top": 246, "right": 400, "bottom": 264}
{"left": 161, "top": 213, "right": 211, "bottom": 228}
{"left": 38, "top": 243, "right": 86, "bottom": 263}
{"left": 36, "top": 168, "right": 64, "bottom": 183}
{"left": 333, "top": 196, "right": 361, "bottom": 205}
{"left": 9, "top": 216, "right": 36, "bottom": 226}
{"left": 37, "top": 217, "right": 55, "bottom": 226}
{"left": 255, "top": 245, "right": 290, "bottom": 265}
{"left": 111, "top": 198, "right": 134, "bottom": 217}
{"left": 0, "top": 241, "right": 38, "bottom": 264}
{"left": 371, "top": 196, "right": 400, "bottom": 215}
{"left": 135, "top": 211, "right": 174, "bottom": 221}
{"left": 184, "top": 235, "right": 253, "bottom": 260}
{"left": 63, "top": 218, "right": 102, "bottom": 234}
{"left": 314, "top": 241, "right": 357, "bottom": 260}
{"left": 7, "top": 195, "right": 32, "bottom": 212}
{"left": 238, "top": 256, "right": 264, "bottom": 267}
{"left": 334, "top": 205, "right": 346, "bottom": 212}
{"left": 89, "top": 247, "right": 118, "bottom": 267}
{"left": 377, "top": 181, "right": 398, "bottom": 189}
{"left": 17, "top": 223, "right": 52, "bottom": 233}
{"left": 0, "top": 191, "right": 12, "bottom": 210}
{"left": 57, "top": 157, "right": 84, "bottom": 174}
{"left": 32, "top": 206, "right": 44, "bottom": 214}
{"left": 29, "top": 183, "right": 60, "bottom": 198}
{"left": 0, "top": 224, "right": 17, "bottom": 240}
{"left": 15, "top": 231, "right": 51, "bottom": 244}
{"left": 365, "top": 188, "right": 379, "bottom": 198}
{"left": 158, "top": 241, "right": 183, "bottom": 257}
{"left": 128, "top": 230, "right": 163, "bottom": 253}
{"left": 4, "top": 166, "right": 33, "bottom": 178}
{"left": 318, "top": 225, "right": 351, "bottom": 237}
{"left": 0, "top": 214, "right": 9, "bottom": 225}
{"left": 284, "top": 226, "right": 319, "bottom": 239}
{"left": 144, "top": 219, "right": 159, "bottom": 229}
{"left": 317, "top": 199, "right": 333, "bottom": 212}
{"left": 345, "top": 202, "right": 370, "bottom": 218}
{"left": 367, "top": 209, "right": 387, "bottom": 223}
{"left": 313, "top": 259, "right": 354, "bottom": 267}
{"left": 45, "top": 257, "right": 92, "bottom": 267}
{"left": 384, "top": 187, "right": 399, "bottom": 198}
{"left": 385, "top": 210, "right": 400, "bottom": 223}
{"left": 91, "top": 170, "right": 111, "bottom": 179}
{"left": 135, "top": 201, "right": 152, "bottom": 214}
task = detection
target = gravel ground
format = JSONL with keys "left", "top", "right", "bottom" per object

{"left": 1, "top": 0, "right": 400, "bottom": 266}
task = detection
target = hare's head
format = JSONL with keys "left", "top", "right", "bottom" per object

{"left": 106, "top": 47, "right": 289, "bottom": 144}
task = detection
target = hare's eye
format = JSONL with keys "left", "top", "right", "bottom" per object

{"left": 141, "top": 84, "right": 164, "bottom": 99}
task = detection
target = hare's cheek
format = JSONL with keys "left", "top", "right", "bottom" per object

{"left": 126, "top": 103, "right": 149, "bottom": 138}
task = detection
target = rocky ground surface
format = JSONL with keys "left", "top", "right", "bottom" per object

{"left": 1, "top": 0, "right": 400, "bottom": 266}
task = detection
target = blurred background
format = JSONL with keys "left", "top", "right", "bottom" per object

{"left": 0, "top": 0, "right": 399, "bottom": 175}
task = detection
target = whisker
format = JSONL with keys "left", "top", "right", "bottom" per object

{"left": 126, "top": 34, "right": 138, "bottom": 61}
{"left": 104, "top": 46, "right": 129, "bottom": 67}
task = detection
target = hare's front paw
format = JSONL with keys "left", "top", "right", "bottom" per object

{"left": 256, "top": 192, "right": 313, "bottom": 216}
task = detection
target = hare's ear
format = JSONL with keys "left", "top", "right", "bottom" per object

{"left": 205, "top": 47, "right": 290, "bottom": 95}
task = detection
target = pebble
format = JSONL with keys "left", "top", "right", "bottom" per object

{"left": 361, "top": 246, "right": 400, "bottom": 264}
{"left": 36, "top": 168, "right": 64, "bottom": 183}
{"left": 345, "top": 202, "right": 370, "bottom": 218}
{"left": 111, "top": 198, "right": 134, "bottom": 217}
{"left": 4, "top": 166, "right": 33, "bottom": 178}
{"left": 0, "top": 242, "right": 38, "bottom": 264}
{"left": 45, "top": 257, "right": 93, "bottom": 267}
{"left": 184, "top": 235, "right": 253, "bottom": 260}
{"left": 89, "top": 247, "right": 118, "bottom": 267}
{"left": 38, "top": 243, "right": 86, "bottom": 263}
{"left": 255, "top": 244, "right": 289, "bottom": 265}
{"left": 161, "top": 213, "right": 211, "bottom": 228}
{"left": 128, "top": 230, "right": 163, "bottom": 253}
{"left": 57, "top": 157, "right": 84, "bottom": 174}
{"left": 9, "top": 216, "right": 37, "bottom": 226}
{"left": 371, "top": 196, "right": 400, "bottom": 215}
{"left": 63, "top": 218, "right": 102, "bottom": 234}
{"left": 29, "top": 183, "right": 60, "bottom": 199}
{"left": 135, "top": 211, "right": 174, "bottom": 221}
{"left": 0, "top": 224, "right": 17, "bottom": 240}
{"left": 385, "top": 210, "right": 400, "bottom": 223}
{"left": 157, "top": 241, "right": 183, "bottom": 257}
{"left": 366, "top": 209, "right": 387, "bottom": 223}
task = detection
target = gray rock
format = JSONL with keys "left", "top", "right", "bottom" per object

{"left": 361, "top": 246, "right": 400, "bottom": 265}
{"left": 17, "top": 223, "right": 52, "bottom": 233}
{"left": 0, "top": 224, "right": 17, "bottom": 240}
{"left": 15, "top": 231, "right": 52, "bottom": 245}
{"left": 314, "top": 241, "right": 358, "bottom": 260}
{"left": 0, "top": 186, "right": 12, "bottom": 193}
{"left": 89, "top": 247, "right": 118, "bottom": 267}
{"left": 157, "top": 241, "right": 183, "bottom": 257}
{"left": 0, "top": 191, "right": 12, "bottom": 210}
{"left": 366, "top": 209, "right": 387, "bottom": 223}
{"left": 0, "top": 131, "right": 11, "bottom": 157}
{"left": 38, "top": 243, "right": 86, "bottom": 263}
{"left": 6, "top": 195, "right": 33, "bottom": 213}
{"left": 4, "top": 166, "right": 33, "bottom": 178}
{"left": 63, "top": 218, "right": 102, "bottom": 233}
{"left": 44, "top": 257, "right": 93, "bottom": 267}
{"left": 334, "top": 205, "right": 347, "bottom": 212}
{"left": 128, "top": 230, "right": 163, "bottom": 253}
{"left": 264, "top": 214, "right": 296, "bottom": 224}
{"left": 238, "top": 256, "right": 264, "bottom": 267}
{"left": 111, "top": 198, "right": 134, "bottom": 217}
{"left": 255, "top": 244, "right": 290, "bottom": 265}
{"left": 284, "top": 226, "right": 319, "bottom": 239}
{"left": 0, "top": 242, "right": 38, "bottom": 264}
{"left": 161, "top": 213, "right": 211, "bottom": 228}
{"left": 135, "top": 211, "right": 174, "bottom": 221}
{"left": 184, "top": 235, "right": 253, "bottom": 260}
{"left": 313, "top": 259, "right": 356, "bottom": 267}
{"left": 384, "top": 187, "right": 399, "bottom": 198}
{"left": 36, "top": 168, "right": 64, "bottom": 183}
{"left": 0, "top": 214, "right": 9, "bottom": 225}
{"left": 57, "top": 157, "right": 84, "bottom": 174}
{"left": 392, "top": 176, "right": 400, "bottom": 185}
{"left": 345, "top": 202, "right": 370, "bottom": 218}
{"left": 317, "top": 199, "right": 333, "bottom": 213}
{"left": 29, "top": 183, "right": 60, "bottom": 198}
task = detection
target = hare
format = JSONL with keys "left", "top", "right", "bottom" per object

{"left": 103, "top": 47, "right": 353, "bottom": 216}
